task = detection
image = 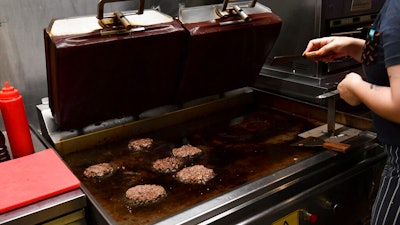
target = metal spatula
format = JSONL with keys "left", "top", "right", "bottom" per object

{"left": 270, "top": 51, "right": 321, "bottom": 66}
{"left": 291, "top": 136, "right": 351, "bottom": 153}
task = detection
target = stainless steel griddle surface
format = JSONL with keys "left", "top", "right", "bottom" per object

{"left": 62, "top": 105, "right": 322, "bottom": 225}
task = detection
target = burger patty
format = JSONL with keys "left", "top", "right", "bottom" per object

{"left": 83, "top": 163, "right": 116, "bottom": 178}
{"left": 128, "top": 138, "right": 153, "bottom": 151}
{"left": 175, "top": 165, "right": 215, "bottom": 184}
{"left": 172, "top": 144, "right": 202, "bottom": 158}
{"left": 125, "top": 184, "right": 166, "bottom": 205}
{"left": 152, "top": 157, "right": 183, "bottom": 173}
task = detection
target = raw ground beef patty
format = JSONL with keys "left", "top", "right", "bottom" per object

{"left": 172, "top": 144, "right": 202, "bottom": 158}
{"left": 83, "top": 163, "right": 116, "bottom": 178}
{"left": 125, "top": 184, "right": 166, "bottom": 205}
{"left": 128, "top": 138, "right": 153, "bottom": 151}
{"left": 175, "top": 165, "right": 215, "bottom": 184}
{"left": 152, "top": 157, "right": 184, "bottom": 173}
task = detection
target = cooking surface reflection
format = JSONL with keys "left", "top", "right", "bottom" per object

{"left": 63, "top": 106, "right": 321, "bottom": 225}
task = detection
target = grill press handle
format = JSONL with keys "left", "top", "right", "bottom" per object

{"left": 220, "top": 0, "right": 257, "bottom": 22}
{"left": 97, "top": 0, "right": 145, "bottom": 20}
{"left": 222, "top": 0, "right": 257, "bottom": 10}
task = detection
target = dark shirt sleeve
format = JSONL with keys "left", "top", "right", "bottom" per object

{"left": 380, "top": 0, "right": 400, "bottom": 67}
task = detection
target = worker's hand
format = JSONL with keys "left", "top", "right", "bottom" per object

{"left": 337, "top": 72, "right": 363, "bottom": 106}
{"left": 303, "top": 36, "right": 358, "bottom": 62}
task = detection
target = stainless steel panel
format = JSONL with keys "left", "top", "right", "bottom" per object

{"left": 220, "top": 145, "right": 386, "bottom": 225}
{"left": 259, "top": 0, "right": 322, "bottom": 77}
{"left": 256, "top": 0, "right": 384, "bottom": 104}
{"left": 259, "top": 0, "right": 384, "bottom": 77}
{"left": 0, "top": 189, "right": 86, "bottom": 225}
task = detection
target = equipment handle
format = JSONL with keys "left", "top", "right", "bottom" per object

{"left": 97, "top": 0, "right": 145, "bottom": 20}
{"left": 322, "top": 142, "right": 351, "bottom": 153}
{"left": 222, "top": 0, "right": 258, "bottom": 11}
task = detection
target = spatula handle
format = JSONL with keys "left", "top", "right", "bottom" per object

{"left": 303, "top": 51, "right": 320, "bottom": 59}
{"left": 323, "top": 142, "right": 351, "bottom": 153}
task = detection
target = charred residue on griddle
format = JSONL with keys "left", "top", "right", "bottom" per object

{"left": 62, "top": 106, "right": 320, "bottom": 225}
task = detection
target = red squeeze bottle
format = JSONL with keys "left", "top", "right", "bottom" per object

{"left": 0, "top": 82, "right": 34, "bottom": 158}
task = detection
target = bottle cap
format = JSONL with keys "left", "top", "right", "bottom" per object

{"left": 0, "top": 82, "right": 20, "bottom": 100}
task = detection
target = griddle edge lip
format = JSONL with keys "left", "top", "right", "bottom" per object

{"left": 155, "top": 138, "right": 382, "bottom": 225}
{"left": 153, "top": 150, "right": 336, "bottom": 225}
{"left": 239, "top": 145, "right": 386, "bottom": 224}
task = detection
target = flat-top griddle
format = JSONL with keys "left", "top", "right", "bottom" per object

{"left": 62, "top": 102, "right": 321, "bottom": 225}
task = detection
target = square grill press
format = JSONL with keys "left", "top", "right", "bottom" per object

{"left": 44, "top": 0, "right": 187, "bottom": 129}
{"left": 44, "top": 0, "right": 282, "bottom": 130}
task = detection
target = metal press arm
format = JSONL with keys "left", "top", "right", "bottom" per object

{"left": 316, "top": 89, "right": 340, "bottom": 137}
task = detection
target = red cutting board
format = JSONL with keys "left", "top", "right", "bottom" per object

{"left": 0, "top": 148, "right": 80, "bottom": 213}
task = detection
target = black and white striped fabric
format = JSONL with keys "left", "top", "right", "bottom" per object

{"left": 371, "top": 145, "right": 400, "bottom": 225}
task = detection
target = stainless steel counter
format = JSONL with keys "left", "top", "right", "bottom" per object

{"left": 0, "top": 189, "right": 86, "bottom": 225}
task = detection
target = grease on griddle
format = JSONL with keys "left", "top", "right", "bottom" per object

{"left": 64, "top": 107, "right": 320, "bottom": 224}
